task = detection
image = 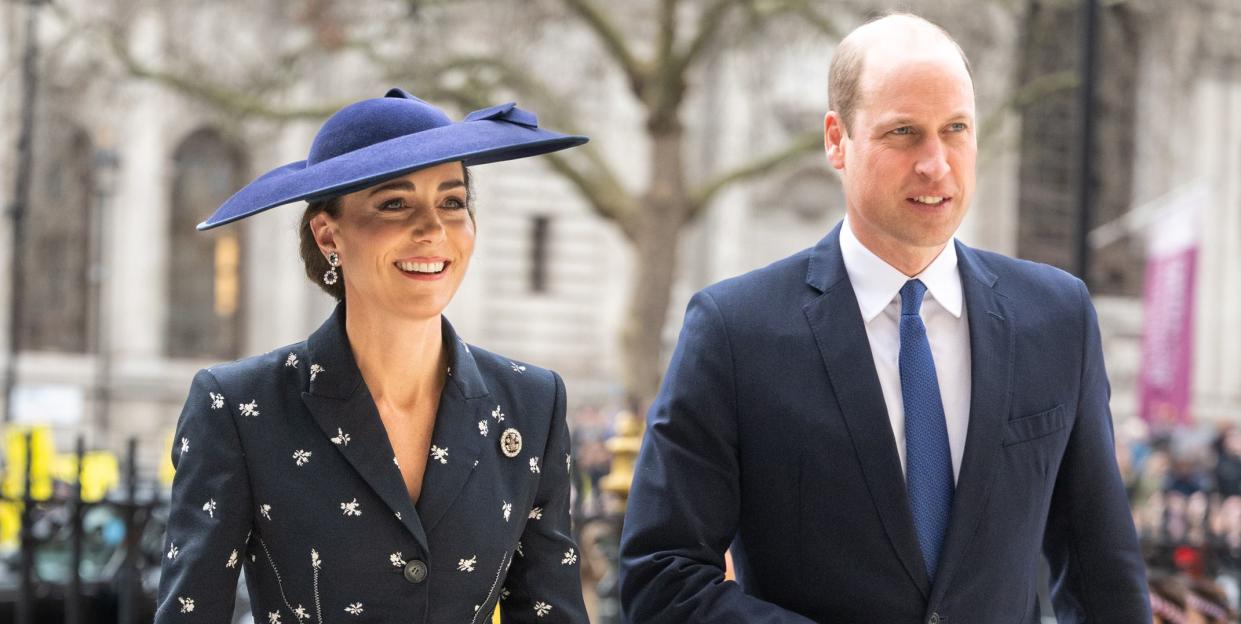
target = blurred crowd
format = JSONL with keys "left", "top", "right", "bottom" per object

{"left": 1118, "top": 420, "right": 1241, "bottom": 622}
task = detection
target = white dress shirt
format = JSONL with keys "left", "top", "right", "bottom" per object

{"left": 839, "top": 218, "right": 972, "bottom": 483}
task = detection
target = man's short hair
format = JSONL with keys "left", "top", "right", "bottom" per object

{"left": 829, "top": 12, "right": 974, "bottom": 134}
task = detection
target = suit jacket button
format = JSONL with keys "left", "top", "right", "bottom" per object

{"left": 404, "top": 559, "right": 428, "bottom": 584}
{"left": 928, "top": 613, "right": 940, "bottom": 624}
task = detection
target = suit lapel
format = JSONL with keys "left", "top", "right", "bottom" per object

{"left": 802, "top": 223, "right": 931, "bottom": 598}
{"left": 929, "top": 242, "right": 1013, "bottom": 601}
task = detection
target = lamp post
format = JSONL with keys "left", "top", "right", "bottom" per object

{"left": 89, "top": 146, "right": 120, "bottom": 433}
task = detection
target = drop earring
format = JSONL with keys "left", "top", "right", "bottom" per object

{"left": 323, "top": 251, "right": 340, "bottom": 285}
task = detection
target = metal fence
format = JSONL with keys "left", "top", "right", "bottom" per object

{"left": 1, "top": 432, "right": 161, "bottom": 624}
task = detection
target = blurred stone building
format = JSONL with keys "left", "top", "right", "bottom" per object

{"left": 0, "top": 0, "right": 1237, "bottom": 476}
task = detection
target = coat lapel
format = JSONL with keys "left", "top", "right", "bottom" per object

{"left": 929, "top": 242, "right": 1014, "bottom": 601}
{"left": 299, "top": 304, "right": 491, "bottom": 553}
{"left": 415, "top": 323, "right": 487, "bottom": 534}
{"left": 802, "top": 223, "right": 931, "bottom": 599}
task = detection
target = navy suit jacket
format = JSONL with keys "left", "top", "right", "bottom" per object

{"left": 156, "top": 304, "right": 587, "bottom": 623}
{"left": 619, "top": 224, "right": 1149, "bottom": 623}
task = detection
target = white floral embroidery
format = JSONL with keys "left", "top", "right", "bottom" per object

{"left": 239, "top": 400, "right": 260, "bottom": 417}
{"left": 209, "top": 392, "right": 224, "bottom": 409}
{"left": 529, "top": 507, "right": 543, "bottom": 520}
{"left": 202, "top": 499, "right": 216, "bottom": 518}
{"left": 226, "top": 549, "right": 239, "bottom": 569}
{"left": 331, "top": 428, "right": 351, "bottom": 446}
{"left": 178, "top": 596, "right": 195, "bottom": 613}
{"left": 501, "top": 587, "right": 511, "bottom": 601}
{"left": 251, "top": 553, "right": 256, "bottom": 562}
{"left": 446, "top": 365, "right": 452, "bottom": 376}
{"left": 344, "top": 603, "right": 363, "bottom": 615}
{"left": 260, "top": 504, "right": 272, "bottom": 520}
{"left": 491, "top": 405, "right": 505, "bottom": 422}
{"left": 534, "top": 601, "right": 552, "bottom": 617}
{"left": 430, "top": 445, "right": 449, "bottom": 464}
{"left": 510, "top": 361, "right": 526, "bottom": 373}
{"left": 311, "top": 549, "right": 322, "bottom": 569}
{"left": 340, "top": 498, "right": 362, "bottom": 516}
{"left": 515, "top": 541, "right": 524, "bottom": 557}
{"left": 562, "top": 548, "right": 578, "bottom": 565}
{"left": 293, "top": 604, "right": 310, "bottom": 621}
{"left": 310, "top": 364, "right": 324, "bottom": 381}
{"left": 567, "top": 452, "right": 572, "bottom": 474}
{"left": 293, "top": 450, "right": 312, "bottom": 466}
{"left": 457, "top": 556, "right": 477, "bottom": 572}
{"left": 478, "top": 420, "right": 489, "bottom": 436}
{"left": 389, "top": 552, "right": 406, "bottom": 567}
{"left": 180, "top": 437, "right": 190, "bottom": 455}
{"left": 502, "top": 501, "right": 512, "bottom": 522}
{"left": 267, "top": 611, "right": 281, "bottom": 624}
{"left": 285, "top": 353, "right": 299, "bottom": 368}
{"left": 393, "top": 456, "right": 399, "bottom": 468}
{"left": 166, "top": 542, "right": 179, "bottom": 560}
{"left": 394, "top": 511, "right": 402, "bottom": 520}
{"left": 529, "top": 457, "right": 541, "bottom": 474}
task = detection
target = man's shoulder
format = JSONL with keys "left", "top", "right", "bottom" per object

{"left": 963, "top": 245, "right": 1087, "bottom": 309}
{"left": 698, "top": 246, "right": 817, "bottom": 311}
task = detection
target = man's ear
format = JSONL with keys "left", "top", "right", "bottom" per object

{"left": 825, "top": 111, "right": 848, "bottom": 171}
{"left": 309, "top": 211, "right": 338, "bottom": 255}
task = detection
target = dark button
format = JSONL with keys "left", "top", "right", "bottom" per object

{"left": 403, "top": 559, "right": 428, "bottom": 584}
{"left": 928, "top": 613, "right": 940, "bottom": 624}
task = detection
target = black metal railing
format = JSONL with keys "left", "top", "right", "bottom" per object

{"left": 1, "top": 431, "right": 162, "bottom": 624}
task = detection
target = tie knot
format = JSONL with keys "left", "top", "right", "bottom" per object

{"left": 900, "top": 279, "right": 927, "bottom": 316}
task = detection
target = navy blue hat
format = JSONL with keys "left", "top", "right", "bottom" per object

{"left": 198, "top": 88, "right": 588, "bottom": 230}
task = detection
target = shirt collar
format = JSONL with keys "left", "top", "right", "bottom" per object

{"left": 839, "top": 216, "right": 963, "bottom": 322}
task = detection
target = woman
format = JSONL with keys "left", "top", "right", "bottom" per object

{"left": 155, "top": 89, "right": 589, "bottom": 623}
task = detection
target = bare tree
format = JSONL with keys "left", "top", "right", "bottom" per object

{"left": 97, "top": 0, "right": 838, "bottom": 406}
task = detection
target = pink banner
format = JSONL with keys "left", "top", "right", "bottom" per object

{"left": 1138, "top": 246, "right": 1197, "bottom": 428}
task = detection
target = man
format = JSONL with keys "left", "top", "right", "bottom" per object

{"left": 618, "top": 13, "right": 1150, "bottom": 624}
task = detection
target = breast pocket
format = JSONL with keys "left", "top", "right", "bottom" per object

{"left": 1002, "top": 405, "right": 1067, "bottom": 447}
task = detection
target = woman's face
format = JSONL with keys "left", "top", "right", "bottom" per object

{"left": 312, "top": 161, "right": 474, "bottom": 322}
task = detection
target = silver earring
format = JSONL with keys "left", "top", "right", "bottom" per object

{"left": 323, "top": 251, "right": 340, "bottom": 285}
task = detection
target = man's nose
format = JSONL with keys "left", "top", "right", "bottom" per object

{"left": 914, "top": 139, "right": 951, "bottom": 181}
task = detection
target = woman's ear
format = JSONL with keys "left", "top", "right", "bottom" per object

{"left": 309, "top": 211, "right": 338, "bottom": 254}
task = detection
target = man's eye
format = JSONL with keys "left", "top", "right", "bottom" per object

{"left": 947, "top": 122, "right": 968, "bottom": 132}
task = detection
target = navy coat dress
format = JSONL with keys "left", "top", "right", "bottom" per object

{"left": 155, "top": 304, "right": 588, "bottom": 623}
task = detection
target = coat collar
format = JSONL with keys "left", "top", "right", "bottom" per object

{"left": 300, "top": 303, "right": 492, "bottom": 554}
{"left": 304, "top": 302, "right": 489, "bottom": 401}
{"left": 803, "top": 223, "right": 1014, "bottom": 597}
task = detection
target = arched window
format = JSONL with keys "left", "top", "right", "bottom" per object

{"left": 166, "top": 128, "right": 247, "bottom": 359}
{"left": 20, "top": 121, "right": 94, "bottom": 352}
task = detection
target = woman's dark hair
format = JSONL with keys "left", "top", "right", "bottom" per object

{"left": 298, "top": 167, "right": 474, "bottom": 300}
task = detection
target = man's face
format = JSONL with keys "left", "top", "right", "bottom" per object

{"left": 826, "top": 46, "right": 976, "bottom": 266}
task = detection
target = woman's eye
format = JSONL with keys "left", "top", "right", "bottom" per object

{"left": 378, "top": 198, "right": 405, "bottom": 211}
{"left": 441, "top": 197, "right": 467, "bottom": 210}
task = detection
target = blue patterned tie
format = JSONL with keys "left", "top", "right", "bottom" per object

{"left": 900, "top": 279, "right": 954, "bottom": 582}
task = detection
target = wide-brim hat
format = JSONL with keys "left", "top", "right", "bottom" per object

{"left": 198, "top": 88, "right": 588, "bottom": 230}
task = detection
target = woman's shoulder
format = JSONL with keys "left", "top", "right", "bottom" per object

{"left": 196, "top": 341, "right": 311, "bottom": 395}
{"left": 462, "top": 343, "right": 562, "bottom": 402}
